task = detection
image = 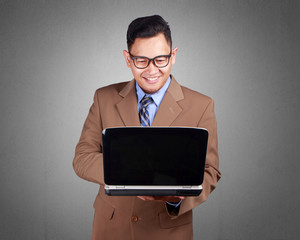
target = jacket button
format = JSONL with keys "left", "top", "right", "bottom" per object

{"left": 131, "top": 216, "right": 139, "bottom": 222}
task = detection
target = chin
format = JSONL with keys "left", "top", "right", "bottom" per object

{"left": 138, "top": 82, "right": 161, "bottom": 94}
{"left": 142, "top": 87, "right": 158, "bottom": 94}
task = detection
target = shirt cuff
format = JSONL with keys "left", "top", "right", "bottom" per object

{"left": 166, "top": 200, "right": 182, "bottom": 208}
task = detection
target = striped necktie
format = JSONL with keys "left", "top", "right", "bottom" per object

{"left": 139, "top": 96, "right": 153, "bottom": 127}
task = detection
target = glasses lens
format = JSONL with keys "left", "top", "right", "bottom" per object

{"left": 134, "top": 57, "right": 149, "bottom": 68}
{"left": 154, "top": 56, "right": 169, "bottom": 67}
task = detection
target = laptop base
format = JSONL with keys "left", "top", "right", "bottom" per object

{"left": 105, "top": 185, "right": 202, "bottom": 196}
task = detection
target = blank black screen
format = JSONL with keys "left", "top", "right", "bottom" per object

{"left": 103, "top": 127, "right": 208, "bottom": 185}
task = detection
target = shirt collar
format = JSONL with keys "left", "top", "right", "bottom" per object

{"left": 136, "top": 76, "right": 171, "bottom": 106}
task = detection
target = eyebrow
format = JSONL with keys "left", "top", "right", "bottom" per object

{"left": 129, "top": 52, "right": 171, "bottom": 58}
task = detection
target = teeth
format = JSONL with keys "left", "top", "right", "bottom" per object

{"left": 145, "top": 77, "right": 159, "bottom": 81}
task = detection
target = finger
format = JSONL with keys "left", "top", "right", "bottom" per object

{"left": 158, "top": 196, "right": 185, "bottom": 202}
{"left": 137, "top": 196, "right": 155, "bottom": 201}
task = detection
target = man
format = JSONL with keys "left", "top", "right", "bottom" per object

{"left": 73, "top": 15, "right": 221, "bottom": 240}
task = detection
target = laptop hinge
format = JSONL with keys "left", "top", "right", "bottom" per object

{"left": 183, "top": 186, "right": 192, "bottom": 189}
{"left": 116, "top": 186, "right": 125, "bottom": 189}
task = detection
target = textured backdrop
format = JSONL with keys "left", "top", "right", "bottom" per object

{"left": 0, "top": 0, "right": 299, "bottom": 239}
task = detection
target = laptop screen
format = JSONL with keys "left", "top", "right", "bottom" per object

{"left": 103, "top": 127, "right": 208, "bottom": 186}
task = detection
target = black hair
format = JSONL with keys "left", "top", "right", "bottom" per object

{"left": 126, "top": 15, "right": 172, "bottom": 52}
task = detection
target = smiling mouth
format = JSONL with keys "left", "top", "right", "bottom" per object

{"left": 144, "top": 76, "right": 160, "bottom": 82}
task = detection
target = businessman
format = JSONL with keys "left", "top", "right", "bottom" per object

{"left": 73, "top": 15, "right": 221, "bottom": 240}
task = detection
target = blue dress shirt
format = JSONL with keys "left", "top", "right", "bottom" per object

{"left": 136, "top": 76, "right": 171, "bottom": 125}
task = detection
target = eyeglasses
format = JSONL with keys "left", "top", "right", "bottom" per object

{"left": 129, "top": 52, "right": 172, "bottom": 69}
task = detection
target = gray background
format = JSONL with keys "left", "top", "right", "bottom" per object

{"left": 0, "top": 0, "right": 299, "bottom": 239}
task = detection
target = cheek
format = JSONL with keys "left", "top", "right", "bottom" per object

{"left": 131, "top": 68, "right": 144, "bottom": 78}
{"left": 160, "top": 66, "right": 172, "bottom": 75}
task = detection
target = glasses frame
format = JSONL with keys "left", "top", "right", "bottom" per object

{"left": 129, "top": 52, "right": 172, "bottom": 69}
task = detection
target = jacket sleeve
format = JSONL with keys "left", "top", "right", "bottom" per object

{"left": 169, "top": 98, "right": 221, "bottom": 217}
{"left": 73, "top": 90, "right": 105, "bottom": 185}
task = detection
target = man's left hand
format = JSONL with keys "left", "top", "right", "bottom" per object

{"left": 137, "top": 196, "right": 184, "bottom": 202}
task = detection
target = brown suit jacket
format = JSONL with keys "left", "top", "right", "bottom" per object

{"left": 73, "top": 76, "right": 221, "bottom": 240}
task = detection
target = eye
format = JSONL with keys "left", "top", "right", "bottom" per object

{"left": 136, "top": 58, "right": 147, "bottom": 63}
{"left": 155, "top": 57, "right": 167, "bottom": 63}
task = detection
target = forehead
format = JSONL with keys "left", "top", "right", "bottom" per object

{"left": 130, "top": 33, "right": 171, "bottom": 57}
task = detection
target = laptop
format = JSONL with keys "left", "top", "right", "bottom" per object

{"left": 102, "top": 127, "right": 208, "bottom": 196}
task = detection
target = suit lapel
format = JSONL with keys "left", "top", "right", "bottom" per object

{"left": 152, "top": 76, "right": 184, "bottom": 126}
{"left": 116, "top": 80, "right": 140, "bottom": 126}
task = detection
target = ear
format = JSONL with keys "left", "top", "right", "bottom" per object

{"left": 171, "top": 47, "right": 178, "bottom": 65}
{"left": 123, "top": 50, "right": 132, "bottom": 68}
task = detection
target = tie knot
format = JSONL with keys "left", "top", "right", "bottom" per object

{"left": 140, "top": 96, "right": 153, "bottom": 108}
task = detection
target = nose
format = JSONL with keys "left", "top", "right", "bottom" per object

{"left": 146, "top": 60, "right": 159, "bottom": 74}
